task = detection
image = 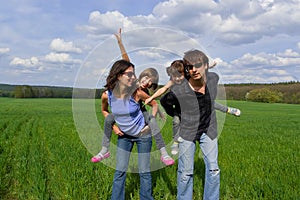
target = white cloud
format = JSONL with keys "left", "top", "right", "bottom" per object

{"left": 0, "top": 47, "right": 10, "bottom": 54}
{"left": 2, "top": 0, "right": 300, "bottom": 86}
{"left": 77, "top": 11, "right": 137, "bottom": 36}
{"left": 278, "top": 49, "right": 300, "bottom": 57}
{"left": 136, "top": 49, "right": 164, "bottom": 59}
{"left": 10, "top": 56, "right": 39, "bottom": 67}
{"left": 44, "top": 52, "right": 81, "bottom": 64}
{"left": 50, "top": 38, "right": 82, "bottom": 53}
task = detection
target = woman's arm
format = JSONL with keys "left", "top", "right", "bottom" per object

{"left": 145, "top": 80, "right": 174, "bottom": 104}
{"left": 101, "top": 92, "right": 110, "bottom": 117}
{"left": 114, "top": 28, "right": 130, "bottom": 62}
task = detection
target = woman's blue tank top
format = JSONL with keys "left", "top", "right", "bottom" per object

{"left": 107, "top": 90, "right": 145, "bottom": 136}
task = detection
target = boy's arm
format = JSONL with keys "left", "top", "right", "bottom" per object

{"left": 214, "top": 102, "right": 228, "bottom": 113}
{"left": 145, "top": 80, "right": 174, "bottom": 104}
{"left": 114, "top": 28, "right": 130, "bottom": 62}
{"left": 214, "top": 101, "right": 241, "bottom": 117}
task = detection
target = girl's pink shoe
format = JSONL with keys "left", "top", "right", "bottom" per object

{"left": 160, "top": 155, "right": 175, "bottom": 166}
{"left": 91, "top": 152, "right": 110, "bottom": 163}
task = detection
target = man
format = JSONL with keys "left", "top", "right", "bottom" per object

{"left": 160, "top": 49, "right": 220, "bottom": 200}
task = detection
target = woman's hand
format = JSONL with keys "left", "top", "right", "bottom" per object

{"left": 113, "top": 125, "right": 124, "bottom": 136}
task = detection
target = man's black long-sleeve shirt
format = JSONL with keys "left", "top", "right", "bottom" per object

{"left": 160, "top": 72, "right": 219, "bottom": 141}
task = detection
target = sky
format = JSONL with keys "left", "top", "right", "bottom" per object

{"left": 1, "top": 0, "right": 300, "bottom": 88}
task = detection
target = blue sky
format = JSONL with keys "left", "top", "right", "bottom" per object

{"left": 1, "top": 0, "right": 299, "bottom": 88}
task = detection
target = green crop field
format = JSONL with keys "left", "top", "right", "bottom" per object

{"left": 0, "top": 98, "right": 299, "bottom": 199}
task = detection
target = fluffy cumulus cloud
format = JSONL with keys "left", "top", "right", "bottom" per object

{"left": 10, "top": 56, "right": 39, "bottom": 67}
{"left": 50, "top": 38, "right": 82, "bottom": 53}
{"left": 44, "top": 52, "right": 81, "bottom": 64}
{"left": 0, "top": 47, "right": 10, "bottom": 54}
{"left": 77, "top": 0, "right": 300, "bottom": 47}
{"left": 2, "top": 0, "right": 300, "bottom": 86}
{"left": 76, "top": 10, "right": 138, "bottom": 38}
{"left": 75, "top": 0, "right": 300, "bottom": 84}
{"left": 216, "top": 49, "right": 300, "bottom": 83}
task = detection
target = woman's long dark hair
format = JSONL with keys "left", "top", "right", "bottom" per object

{"left": 105, "top": 59, "right": 138, "bottom": 98}
{"left": 105, "top": 59, "right": 135, "bottom": 90}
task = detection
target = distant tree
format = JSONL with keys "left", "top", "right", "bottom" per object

{"left": 14, "top": 85, "right": 34, "bottom": 98}
{"left": 246, "top": 88, "right": 283, "bottom": 103}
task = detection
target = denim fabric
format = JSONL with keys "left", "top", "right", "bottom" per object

{"left": 111, "top": 133, "right": 153, "bottom": 200}
{"left": 102, "top": 111, "right": 166, "bottom": 150}
{"left": 177, "top": 133, "right": 220, "bottom": 200}
{"left": 102, "top": 113, "right": 114, "bottom": 148}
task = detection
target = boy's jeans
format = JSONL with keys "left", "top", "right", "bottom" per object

{"left": 177, "top": 133, "right": 220, "bottom": 200}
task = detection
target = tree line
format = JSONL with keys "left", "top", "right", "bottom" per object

{"left": 0, "top": 84, "right": 104, "bottom": 99}
{"left": 0, "top": 82, "right": 299, "bottom": 104}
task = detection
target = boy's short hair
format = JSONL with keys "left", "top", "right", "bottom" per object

{"left": 166, "top": 60, "right": 185, "bottom": 77}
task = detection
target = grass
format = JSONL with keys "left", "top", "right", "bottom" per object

{"left": 0, "top": 98, "right": 299, "bottom": 199}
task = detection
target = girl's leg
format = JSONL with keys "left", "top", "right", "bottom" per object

{"left": 143, "top": 112, "right": 174, "bottom": 166}
{"left": 101, "top": 113, "right": 115, "bottom": 152}
{"left": 91, "top": 114, "right": 114, "bottom": 162}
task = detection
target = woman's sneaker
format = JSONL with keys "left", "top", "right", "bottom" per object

{"left": 91, "top": 152, "right": 110, "bottom": 163}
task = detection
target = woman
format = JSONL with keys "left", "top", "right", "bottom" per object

{"left": 103, "top": 59, "right": 154, "bottom": 200}
{"left": 91, "top": 29, "right": 174, "bottom": 166}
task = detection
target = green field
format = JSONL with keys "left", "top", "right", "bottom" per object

{"left": 0, "top": 98, "right": 299, "bottom": 199}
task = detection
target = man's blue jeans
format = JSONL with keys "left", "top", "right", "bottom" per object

{"left": 177, "top": 133, "right": 220, "bottom": 200}
{"left": 111, "top": 133, "right": 153, "bottom": 200}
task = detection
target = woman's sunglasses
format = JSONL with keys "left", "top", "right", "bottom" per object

{"left": 123, "top": 71, "right": 136, "bottom": 78}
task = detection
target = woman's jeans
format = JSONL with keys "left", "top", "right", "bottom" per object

{"left": 103, "top": 112, "right": 165, "bottom": 151}
{"left": 111, "top": 133, "right": 153, "bottom": 200}
{"left": 177, "top": 133, "right": 220, "bottom": 200}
